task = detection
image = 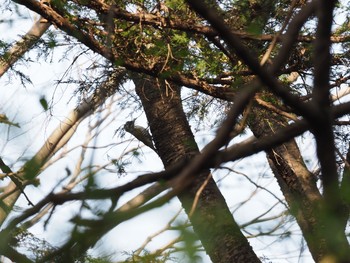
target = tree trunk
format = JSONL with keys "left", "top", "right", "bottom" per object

{"left": 248, "top": 94, "right": 350, "bottom": 262}
{"left": 132, "top": 74, "right": 261, "bottom": 263}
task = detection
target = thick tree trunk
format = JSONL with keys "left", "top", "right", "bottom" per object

{"left": 248, "top": 95, "right": 350, "bottom": 262}
{"left": 132, "top": 74, "right": 261, "bottom": 263}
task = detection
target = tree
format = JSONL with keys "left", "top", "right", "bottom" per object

{"left": 1, "top": 0, "right": 350, "bottom": 262}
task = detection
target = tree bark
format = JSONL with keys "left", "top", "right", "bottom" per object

{"left": 132, "top": 74, "right": 261, "bottom": 263}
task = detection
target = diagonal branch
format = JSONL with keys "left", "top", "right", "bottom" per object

{"left": 0, "top": 14, "right": 51, "bottom": 78}
{"left": 312, "top": 0, "right": 339, "bottom": 199}
{"left": 169, "top": 81, "right": 259, "bottom": 195}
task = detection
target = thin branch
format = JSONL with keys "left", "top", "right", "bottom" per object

{"left": 0, "top": 159, "right": 34, "bottom": 209}
{"left": 134, "top": 209, "right": 183, "bottom": 256}
{"left": 189, "top": 172, "right": 212, "bottom": 217}
{"left": 116, "top": 182, "right": 167, "bottom": 212}
{"left": 222, "top": 167, "right": 288, "bottom": 210}
{"left": 255, "top": 97, "right": 298, "bottom": 121}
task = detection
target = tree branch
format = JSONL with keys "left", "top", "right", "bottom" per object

{"left": 0, "top": 14, "right": 51, "bottom": 78}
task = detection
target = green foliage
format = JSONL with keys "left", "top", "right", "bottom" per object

{"left": 122, "top": 250, "right": 172, "bottom": 263}
{"left": 173, "top": 222, "right": 202, "bottom": 263}
{"left": 46, "top": 31, "right": 58, "bottom": 49}
{"left": 0, "top": 39, "right": 10, "bottom": 52}
{"left": 111, "top": 158, "right": 128, "bottom": 175}
{"left": 247, "top": 21, "right": 264, "bottom": 35}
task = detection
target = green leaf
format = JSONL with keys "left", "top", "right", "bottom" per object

{"left": 39, "top": 96, "right": 49, "bottom": 111}
{"left": 23, "top": 158, "right": 41, "bottom": 180}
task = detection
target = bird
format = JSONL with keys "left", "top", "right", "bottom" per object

{"left": 124, "top": 120, "right": 156, "bottom": 150}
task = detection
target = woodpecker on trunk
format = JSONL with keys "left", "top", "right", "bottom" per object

{"left": 124, "top": 120, "right": 155, "bottom": 150}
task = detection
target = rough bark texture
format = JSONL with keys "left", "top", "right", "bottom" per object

{"left": 132, "top": 74, "right": 261, "bottom": 263}
{"left": 248, "top": 95, "right": 350, "bottom": 262}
